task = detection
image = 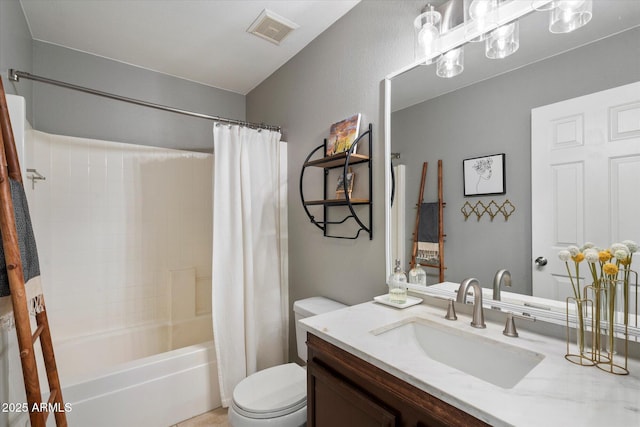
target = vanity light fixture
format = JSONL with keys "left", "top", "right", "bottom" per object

{"left": 414, "top": 4, "right": 442, "bottom": 65}
{"left": 415, "top": 0, "right": 594, "bottom": 79}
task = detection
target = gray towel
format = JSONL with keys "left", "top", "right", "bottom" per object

{"left": 418, "top": 202, "right": 439, "bottom": 243}
{"left": 0, "top": 178, "right": 40, "bottom": 297}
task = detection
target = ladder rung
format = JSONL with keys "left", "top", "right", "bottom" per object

{"left": 31, "top": 324, "right": 45, "bottom": 344}
{"left": 42, "top": 389, "right": 58, "bottom": 422}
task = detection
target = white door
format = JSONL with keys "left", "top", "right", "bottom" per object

{"left": 532, "top": 81, "right": 640, "bottom": 301}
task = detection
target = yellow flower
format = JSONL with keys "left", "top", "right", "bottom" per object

{"left": 598, "top": 250, "right": 611, "bottom": 262}
{"left": 603, "top": 262, "right": 618, "bottom": 276}
{"left": 620, "top": 257, "right": 631, "bottom": 266}
{"left": 572, "top": 253, "right": 584, "bottom": 263}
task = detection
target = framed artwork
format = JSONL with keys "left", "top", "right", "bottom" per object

{"left": 326, "top": 113, "right": 361, "bottom": 156}
{"left": 463, "top": 153, "right": 506, "bottom": 196}
{"left": 336, "top": 169, "right": 355, "bottom": 198}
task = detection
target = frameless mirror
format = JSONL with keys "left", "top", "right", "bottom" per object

{"left": 384, "top": 1, "right": 640, "bottom": 309}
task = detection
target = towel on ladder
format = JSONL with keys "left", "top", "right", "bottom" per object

{"left": 417, "top": 202, "right": 440, "bottom": 266}
{"left": 0, "top": 178, "right": 43, "bottom": 330}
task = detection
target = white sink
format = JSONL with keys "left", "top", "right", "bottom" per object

{"left": 372, "top": 318, "right": 545, "bottom": 389}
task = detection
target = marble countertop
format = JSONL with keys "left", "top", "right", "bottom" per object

{"left": 300, "top": 298, "right": 640, "bottom": 427}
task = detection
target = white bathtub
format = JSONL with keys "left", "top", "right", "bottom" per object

{"left": 34, "top": 318, "right": 218, "bottom": 427}
{"left": 57, "top": 341, "right": 219, "bottom": 427}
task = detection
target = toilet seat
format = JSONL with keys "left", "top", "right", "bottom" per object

{"left": 232, "top": 363, "right": 306, "bottom": 419}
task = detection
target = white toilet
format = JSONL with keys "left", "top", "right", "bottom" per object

{"left": 228, "top": 297, "right": 347, "bottom": 427}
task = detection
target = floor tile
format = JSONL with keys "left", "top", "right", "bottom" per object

{"left": 176, "top": 407, "right": 228, "bottom": 426}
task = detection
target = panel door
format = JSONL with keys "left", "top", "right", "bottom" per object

{"left": 532, "top": 81, "right": 640, "bottom": 301}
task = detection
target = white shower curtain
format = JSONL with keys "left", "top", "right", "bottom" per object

{"left": 211, "top": 124, "right": 288, "bottom": 407}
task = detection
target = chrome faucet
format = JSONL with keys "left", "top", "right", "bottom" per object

{"left": 456, "top": 278, "right": 486, "bottom": 329}
{"left": 492, "top": 269, "right": 512, "bottom": 301}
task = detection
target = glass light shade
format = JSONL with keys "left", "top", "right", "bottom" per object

{"left": 549, "top": 0, "right": 593, "bottom": 33}
{"left": 464, "top": 0, "right": 498, "bottom": 42}
{"left": 436, "top": 47, "right": 464, "bottom": 78}
{"left": 485, "top": 20, "right": 519, "bottom": 59}
{"left": 531, "top": 0, "right": 557, "bottom": 11}
{"left": 414, "top": 8, "right": 442, "bottom": 65}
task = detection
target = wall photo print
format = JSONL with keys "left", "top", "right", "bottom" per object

{"left": 463, "top": 153, "right": 506, "bottom": 196}
{"left": 336, "top": 168, "right": 355, "bottom": 198}
{"left": 326, "top": 113, "right": 361, "bottom": 156}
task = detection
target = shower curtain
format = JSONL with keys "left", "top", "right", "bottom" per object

{"left": 211, "top": 124, "right": 288, "bottom": 407}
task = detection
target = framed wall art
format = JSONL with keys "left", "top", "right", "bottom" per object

{"left": 463, "top": 153, "right": 505, "bottom": 196}
{"left": 326, "top": 113, "right": 361, "bottom": 156}
{"left": 336, "top": 168, "right": 355, "bottom": 198}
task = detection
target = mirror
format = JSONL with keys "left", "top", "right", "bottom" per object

{"left": 384, "top": 1, "right": 640, "bottom": 302}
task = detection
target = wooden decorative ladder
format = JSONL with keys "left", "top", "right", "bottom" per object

{"left": 410, "top": 160, "right": 446, "bottom": 282}
{"left": 0, "top": 79, "right": 67, "bottom": 426}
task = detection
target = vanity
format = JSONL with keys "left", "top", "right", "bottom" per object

{"left": 301, "top": 298, "right": 640, "bottom": 426}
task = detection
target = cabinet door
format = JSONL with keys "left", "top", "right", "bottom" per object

{"left": 308, "top": 362, "right": 396, "bottom": 427}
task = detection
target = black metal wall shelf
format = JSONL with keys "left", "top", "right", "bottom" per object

{"left": 299, "top": 123, "right": 373, "bottom": 240}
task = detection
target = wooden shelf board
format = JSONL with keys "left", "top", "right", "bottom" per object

{"left": 304, "top": 152, "right": 369, "bottom": 169}
{"left": 304, "top": 198, "right": 370, "bottom": 206}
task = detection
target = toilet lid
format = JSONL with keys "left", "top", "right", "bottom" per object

{"left": 233, "top": 363, "right": 306, "bottom": 418}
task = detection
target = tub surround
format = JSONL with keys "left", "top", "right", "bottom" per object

{"left": 63, "top": 342, "right": 219, "bottom": 427}
{"left": 301, "top": 299, "right": 640, "bottom": 426}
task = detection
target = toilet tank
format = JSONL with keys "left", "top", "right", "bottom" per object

{"left": 293, "top": 297, "right": 346, "bottom": 362}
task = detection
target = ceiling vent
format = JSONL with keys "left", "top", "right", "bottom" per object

{"left": 247, "top": 9, "right": 299, "bottom": 45}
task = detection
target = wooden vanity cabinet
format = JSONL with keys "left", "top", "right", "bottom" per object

{"left": 306, "top": 333, "right": 488, "bottom": 427}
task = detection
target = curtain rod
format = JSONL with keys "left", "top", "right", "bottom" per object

{"left": 8, "top": 69, "right": 281, "bottom": 132}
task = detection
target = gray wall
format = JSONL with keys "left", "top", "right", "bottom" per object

{"left": 247, "top": 0, "right": 427, "bottom": 360}
{"left": 29, "top": 41, "right": 245, "bottom": 151}
{"left": 392, "top": 27, "right": 640, "bottom": 295}
{"left": 0, "top": 0, "right": 33, "bottom": 120}
{"left": 0, "top": 1, "right": 32, "bottom": 423}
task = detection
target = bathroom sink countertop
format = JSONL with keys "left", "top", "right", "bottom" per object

{"left": 300, "top": 299, "right": 640, "bottom": 427}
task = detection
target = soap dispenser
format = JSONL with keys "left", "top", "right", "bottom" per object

{"left": 388, "top": 259, "right": 408, "bottom": 304}
{"left": 408, "top": 263, "right": 427, "bottom": 286}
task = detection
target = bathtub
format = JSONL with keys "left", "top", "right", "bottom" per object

{"left": 41, "top": 319, "right": 217, "bottom": 427}
{"left": 58, "top": 340, "right": 219, "bottom": 427}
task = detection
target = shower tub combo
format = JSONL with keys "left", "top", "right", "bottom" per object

{"left": 5, "top": 94, "right": 219, "bottom": 427}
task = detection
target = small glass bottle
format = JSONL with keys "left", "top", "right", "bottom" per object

{"left": 388, "top": 259, "right": 408, "bottom": 304}
{"left": 408, "top": 263, "right": 427, "bottom": 286}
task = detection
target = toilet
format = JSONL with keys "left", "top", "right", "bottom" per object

{"left": 228, "top": 297, "right": 347, "bottom": 427}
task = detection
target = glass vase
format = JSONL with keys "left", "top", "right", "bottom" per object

{"left": 596, "top": 277, "right": 629, "bottom": 375}
{"left": 565, "top": 297, "right": 594, "bottom": 366}
{"left": 585, "top": 283, "right": 610, "bottom": 363}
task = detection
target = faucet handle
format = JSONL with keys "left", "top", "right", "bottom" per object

{"left": 503, "top": 313, "right": 519, "bottom": 337}
{"left": 503, "top": 312, "right": 536, "bottom": 338}
{"left": 445, "top": 299, "right": 457, "bottom": 321}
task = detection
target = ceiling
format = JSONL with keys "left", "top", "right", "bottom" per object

{"left": 19, "top": 0, "right": 360, "bottom": 95}
{"left": 391, "top": 0, "right": 640, "bottom": 112}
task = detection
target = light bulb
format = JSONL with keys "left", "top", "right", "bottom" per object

{"left": 436, "top": 47, "right": 464, "bottom": 78}
{"left": 469, "top": 0, "right": 494, "bottom": 20}
{"left": 549, "top": 0, "right": 592, "bottom": 33}
{"left": 414, "top": 7, "right": 441, "bottom": 65}
{"left": 492, "top": 22, "right": 515, "bottom": 39}
{"left": 464, "top": 0, "right": 498, "bottom": 42}
{"left": 486, "top": 21, "right": 519, "bottom": 59}
{"left": 419, "top": 23, "right": 438, "bottom": 44}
